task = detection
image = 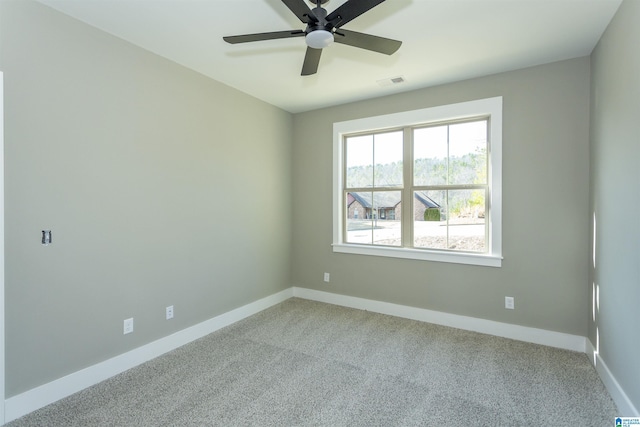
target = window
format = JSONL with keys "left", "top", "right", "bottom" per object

{"left": 333, "top": 97, "right": 502, "bottom": 267}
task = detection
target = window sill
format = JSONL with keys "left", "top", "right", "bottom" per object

{"left": 332, "top": 243, "right": 502, "bottom": 267}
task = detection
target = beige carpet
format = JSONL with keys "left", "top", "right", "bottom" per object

{"left": 7, "top": 298, "right": 618, "bottom": 426}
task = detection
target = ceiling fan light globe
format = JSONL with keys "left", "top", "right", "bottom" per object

{"left": 306, "top": 30, "right": 334, "bottom": 49}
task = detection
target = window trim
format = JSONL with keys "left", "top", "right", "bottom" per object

{"left": 332, "top": 97, "right": 503, "bottom": 267}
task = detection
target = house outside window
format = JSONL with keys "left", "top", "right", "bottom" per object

{"left": 333, "top": 97, "right": 503, "bottom": 267}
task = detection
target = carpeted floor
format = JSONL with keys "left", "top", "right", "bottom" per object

{"left": 7, "top": 298, "right": 618, "bottom": 426}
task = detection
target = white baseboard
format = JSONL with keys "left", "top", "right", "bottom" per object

{"left": 586, "top": 339, "right": 639, "bottom": 417}
{"left": 292, "top": 287, "right": 586, "bottom": 352}
{"left": 4, "top": 288, "right": 293, "bottom": 424}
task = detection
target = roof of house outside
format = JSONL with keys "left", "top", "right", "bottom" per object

{"left": 348, "top": 192, "right": 440, "bottom": 209}
{"left": 414, "top": 192, "right": 440, "bottom": 209}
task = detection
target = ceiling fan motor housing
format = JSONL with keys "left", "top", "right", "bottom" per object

{"left": 305, "top": 6, "right": 336, "bottom": 48}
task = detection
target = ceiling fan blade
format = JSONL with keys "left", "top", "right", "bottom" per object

{"left": 281, "top": 0, "right": 318, "bottom": 23}
{"left": 301, "top": 47, "right": 322, "bottom": 76}
{"left": 334, "top": 29, "right": 401, "bottom": 55}
{"left": 223, "top": 30, "right": 305, "bottom": 44}
{"left": 326, "top": 0, "right": 386, "bottom": 28}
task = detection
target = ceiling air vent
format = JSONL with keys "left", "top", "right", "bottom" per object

{"left": 377, "top": 76, "right": 406, "bottom": 87}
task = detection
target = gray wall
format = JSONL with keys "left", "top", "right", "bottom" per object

{"left": 0, "top": 0, "right": 292, "bottom": 397}
{"left": 589, "top": 0, "right": 640, "bottom": 411}
{"left": 292, "top": 57, "right": 591, "bottom": 336}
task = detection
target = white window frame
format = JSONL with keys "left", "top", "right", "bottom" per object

{"left": 332, "top": 97, "right": 502, "bottom": 267}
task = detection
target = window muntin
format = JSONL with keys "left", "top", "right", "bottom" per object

{"left": 333, "top": 97, "right": 502, "bottom": 267}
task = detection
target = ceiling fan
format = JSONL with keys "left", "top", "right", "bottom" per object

{"left": 223, "top": 0, "right": 402, "bottom": 76}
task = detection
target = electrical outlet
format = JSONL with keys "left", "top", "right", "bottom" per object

{"left": 123, "top": 318, "right": 134, "bottom": 334}
{"left": 323, "top": 272, "right": 330, "bottom": 283}
{"left": 505, "top": 296, "right": 515, "bottom": 310}
{"left": 166, "top": 305, "right": 174, "bottom": 320}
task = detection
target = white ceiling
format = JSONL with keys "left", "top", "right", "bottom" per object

{"left": 36, "top": 0, "right": 621, "bottom": 113}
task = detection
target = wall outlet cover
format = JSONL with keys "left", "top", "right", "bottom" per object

{"left": 123, "top": 318, "right": 134, "bottom": 334}
{"left": 505, "top": 296, "right": 515, "bottom": 310}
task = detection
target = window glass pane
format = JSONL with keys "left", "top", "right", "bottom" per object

{"left": 448, "top": 120, "right": 487, "bottom": 185}
{"left": 346, "top": 192, "right": 373, "bottom": 244}
{"left": 413, "top": 190, "right": 447, "bottom": 249}
{"left": 447, "top": 189, "right": 486, "bottom": 252}
{"left": 346, "top": 135, "right": 373, "bottom": 188}
{"left": 414, "top": 190, "right": 486, "bottom": 252}
{"left": 346, "top": 191, "right": 401, "bottom": 246}
{"left": 413, "top": 126, "right": 448, "bottom": 186}
{"left": 372, "top": 191, "right": 402, "bottom": 246}
{"left": 373, "top": 131, "right": 403, "bottom": 188}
